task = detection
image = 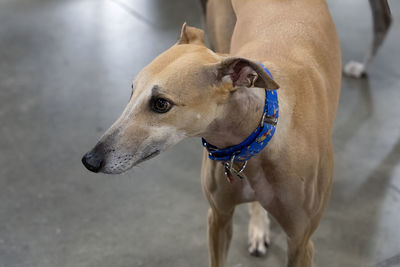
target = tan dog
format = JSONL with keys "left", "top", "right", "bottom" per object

{"left": 82, "top": 1, "right": 341, "bottom": 266}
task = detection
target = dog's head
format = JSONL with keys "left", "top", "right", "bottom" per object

{"left": 82, "top": 23, "right": 279, "bottom": 174}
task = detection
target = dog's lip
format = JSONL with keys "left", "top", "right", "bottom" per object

{"left": 100, "top": 150, "right": 161, "bottom": 174}
{"left": 134, "top": 150, "right": 161, "bottom": 165}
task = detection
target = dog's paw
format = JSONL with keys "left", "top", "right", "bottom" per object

{"left": 343, "top": 61, "right": 367, "bottom": 78}
{"left": 248, "top": 225, "right": 270, "bottom": 257}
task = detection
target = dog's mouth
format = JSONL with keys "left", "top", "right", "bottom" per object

{"left": 100, "top": 149, "right": 161, "bottom": 174}
{"left": 134, "top": 150, "right": 161, "bottom": 166}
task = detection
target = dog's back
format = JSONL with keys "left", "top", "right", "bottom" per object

{"left": 205, "top": 0, "right": 341, "bottom": 133}
{"left": 230, "top": 0, "right": 341, "bottom": 129}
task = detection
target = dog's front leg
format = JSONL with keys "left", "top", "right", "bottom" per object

{"left": 268, "top": 202, "right": 316, "bottom": 267}
{"left": 207, "top": 206, "right": 234, "bottom": 267}
{"left": 265, "top": 159, "right": 333, "bottom": 267}
{"left": 201, "top": 151, "right": 243, "bottom": 267}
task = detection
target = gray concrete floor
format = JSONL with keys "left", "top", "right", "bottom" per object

{"left": 1, "top": 0, "right": 400, "bottom": 266}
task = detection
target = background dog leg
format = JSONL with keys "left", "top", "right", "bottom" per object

{"left": 204, "top": 0, "right": 236, "bottom": 53}
{"left": 344, "top": 0, "right": 392, "bottom": 78}
{"left": 248, "top": 201, "right": 271, "bottom": 257}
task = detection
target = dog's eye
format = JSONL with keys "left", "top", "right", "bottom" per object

{"left": 151, "top": 97, "right": 173, "bottom": 113}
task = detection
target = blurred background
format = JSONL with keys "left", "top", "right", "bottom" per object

{"left": 0, "top": 0, "right": 400, "bottom": 266}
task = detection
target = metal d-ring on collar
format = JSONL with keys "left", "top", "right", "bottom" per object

{"left": 201, "top": 63, "right": 279, "bottom": 183}
{"left": 224, "top": 155, "right": 248, "bottom": 183}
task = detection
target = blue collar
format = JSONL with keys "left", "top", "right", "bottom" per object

{"left": 201, "top": 63, "right": 279, "bottom": 165}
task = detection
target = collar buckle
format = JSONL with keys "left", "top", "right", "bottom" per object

{"left": 260, "top": 112, "right": 278, "bottom": 127}
{"left": 264, "top": 114, "right": 278, "bottom": 126}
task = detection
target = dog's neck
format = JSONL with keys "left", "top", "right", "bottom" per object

{"left": 202, "top": 87, "right": 266, "bottom": 148}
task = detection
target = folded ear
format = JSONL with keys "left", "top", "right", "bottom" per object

{"left": 177, "top": 22, "right": 205, "bottom": 46}
{"left": 216, "top": 57, "right": 279, "bottom": 90}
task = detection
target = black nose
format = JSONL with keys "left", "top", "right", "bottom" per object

{"left": 82, "top": 151, "right": 104, "bottom": 173}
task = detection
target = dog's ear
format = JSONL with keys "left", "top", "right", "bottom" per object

{"left": 177, "top": 22, "right": 205, "bottom": 46}
{"left": 216, "top": 58, "right": 279, "bottom": 90}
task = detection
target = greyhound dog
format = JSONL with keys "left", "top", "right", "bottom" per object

{"left": 82, "top": 0, "right": 341, "bottom": 266}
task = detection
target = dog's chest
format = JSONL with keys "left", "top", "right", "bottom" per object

{"left": 242, "top": 171, "right": 275, "bottom": 206}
